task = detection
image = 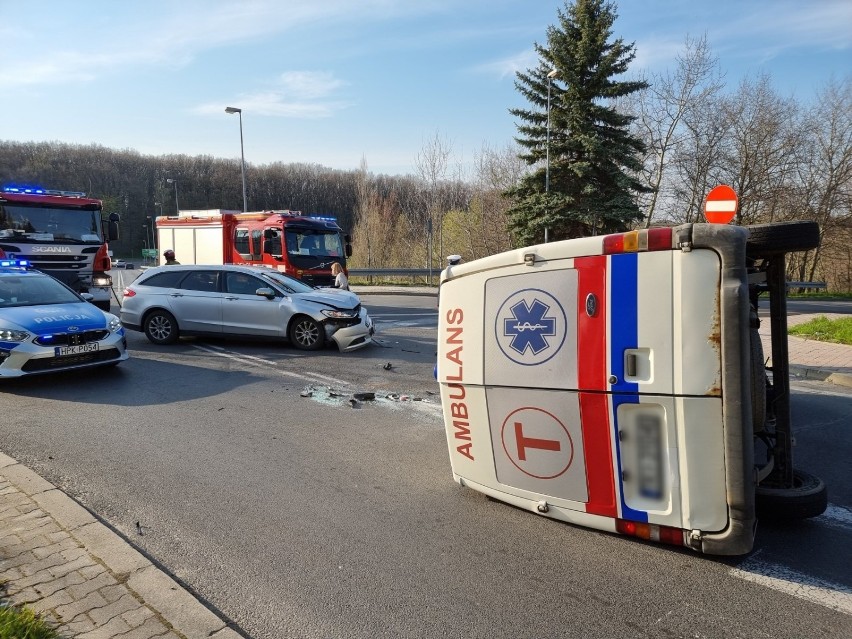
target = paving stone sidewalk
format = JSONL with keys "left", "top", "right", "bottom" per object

{"left": 759, "top": 313, "right": 852, "bottom": 387}
{"left": 0, "top": 452, "right": 242, "bottom": 639}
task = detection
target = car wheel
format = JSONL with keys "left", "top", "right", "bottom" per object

{"left": 745, "top": 221, "right": 820, "bottom": 258}
{"left": 756, "top": 469, "right": 828, "bottom": 520}
{"left": 144, "top": 310, "right": 179, "bottom": 345}
{"left": 289, "top": 315, "right": 325, "bottom": 351}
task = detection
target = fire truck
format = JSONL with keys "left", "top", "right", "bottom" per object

{"left": 156, "top": 210, "right": 352, "bottom": 287}
{"left": 0, "top": 186, "right": 119, "bottom": 311}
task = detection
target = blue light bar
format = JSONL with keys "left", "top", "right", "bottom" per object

{"left": 3, "top": 186, "right": 45, "bottom": 194}
{"left": 2, "top": 185, "right": 86, "bottom": 197}
{"left": 308, "top": 215, "right": 338, "bottom": 222}
{"left": 0, "top": 259, "right": 30, "bottom": 268}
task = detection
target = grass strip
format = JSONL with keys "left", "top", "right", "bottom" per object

{"left": 788, "top": 316, "right": 852, "bottom": 346}
{"left": 0, "top": 598, "right": 61, "bottom": 639}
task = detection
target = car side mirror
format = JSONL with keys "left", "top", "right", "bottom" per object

{"left": 256, "top": 287, "right": 276, "bottom": 299}
{"left": 81, "top": 293, "right": 95, "bottom": 302}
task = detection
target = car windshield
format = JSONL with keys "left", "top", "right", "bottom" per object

{"left": 0, "top": 204, "right": 103, "bottom": 244}
{"left": 258, "top": 270, "right": 317, "bottom": 294}
{"left": 0, "top": 274, "right": 81, "bottom": 308}
{"left": 284, "top": 229, "right": 343, "bottom": 258}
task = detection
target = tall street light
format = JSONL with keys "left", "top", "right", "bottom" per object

{"left": 545, "top": 68, "right": 559, "bottom": 244}
{"left": 225, "top": 106, "right": 248, "bottom": 212}
{"left": 166, "top": 178, "right": 180, "bottom": 214}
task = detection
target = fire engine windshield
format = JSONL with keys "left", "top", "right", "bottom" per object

{"left": 284, "top": 229, "right": 343, "bottom": 265}
{"left": 0, "top": 204, "right": 103, "bottom": 244}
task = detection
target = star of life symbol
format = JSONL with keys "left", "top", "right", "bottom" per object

{"left": 504, "top": 299, "right": 556, "bottom": 355}
{"left": 495, "top": 288, "right": 567, "bottom": 366}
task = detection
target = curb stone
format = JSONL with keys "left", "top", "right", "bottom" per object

{"left": 0, "top": 452, "right": 244, "bottom": 639}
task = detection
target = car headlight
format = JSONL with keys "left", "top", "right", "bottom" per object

{"left": 0, "top": 328, "right": 30, "bottom": 342}
{"left": 321, "top": 309, "right": 358, "bottom": 319}
{"left": 108, "top": 317, "right": 122, "bottom": 332}
{"left": 92, "top": 275, "right": 112, "bottom": 287}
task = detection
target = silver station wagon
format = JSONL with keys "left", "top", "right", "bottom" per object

{"left": 120, "top": 264, "right": 374, "bottom": 352}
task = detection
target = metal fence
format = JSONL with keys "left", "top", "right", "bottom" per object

{"left": 348, "top": 268, "right": 436, "bottom": 285}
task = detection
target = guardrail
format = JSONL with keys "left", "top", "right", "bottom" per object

{"left": 349, "top": 268, "right": 431, "bottom": 277}
{"left": 786, "top": 281, "right": 827, "bottom": 291}
{"left": 349, "top": 268, "right": 436, "bottom": 285}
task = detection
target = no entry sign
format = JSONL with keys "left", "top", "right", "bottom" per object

{"left": 704, "top": 185, "right": 738, "bottom": 224}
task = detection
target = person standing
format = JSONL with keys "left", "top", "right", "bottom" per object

{"left": 163, "top": 249, "right": 180, "bottom": 265}
{"left": 331, "top": 262, "right": 349, "bottom": 290}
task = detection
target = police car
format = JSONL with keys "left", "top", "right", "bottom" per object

{"left": 0, "top": 260, "right": 128, "bottom": 377}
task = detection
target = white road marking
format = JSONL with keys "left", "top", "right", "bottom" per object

{"left": 814, "top": 504, "right": 852, "bottom": 532}
{"left": 372, "top": 313, "right": 437, "bottom": 318}
{"left": 191, "top": 343, "right": 351, "bottom": 386}
{"left": 731, "top": 546, "right": 852, "bottom": 615}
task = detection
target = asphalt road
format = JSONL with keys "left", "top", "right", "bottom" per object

{"left": 1, "top": 296, "right": 850, "bottom": 638}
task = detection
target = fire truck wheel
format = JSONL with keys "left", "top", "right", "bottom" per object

{"left": 289, "top": 315, "right": 325, "bottom": 351}
{"left": 756, "top": 469, "right": 828, "bottom": 520}
{"left": 745, "top": 221, "right": 820, "bottom": 258}
{"left": 144, "top": 310, "right": 179, "bottom": 345}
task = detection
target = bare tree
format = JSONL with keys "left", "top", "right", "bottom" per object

{"left": 716, "top": 74, "right": 801, "bottom": 225}
{"left": 414, "top": 131, "right": 453, "bottom": 276}
{"left": 630, "top": 34, "right": 723, "bottom": 226}
{"left": 787, "top": 77, "right": 852, "bottom": 286}
{"left": 670, "top": 98, "right": 731, "bottom": 223}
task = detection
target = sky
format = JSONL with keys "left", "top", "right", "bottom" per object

{"left": 1, "top": 0, "right": 850, "bottom": 177}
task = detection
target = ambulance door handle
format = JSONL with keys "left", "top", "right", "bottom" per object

{"left": 626, "top": 353, "right": 637, "bottom": 377}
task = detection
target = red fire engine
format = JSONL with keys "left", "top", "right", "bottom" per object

{"left": 156, "top": 210, "right": 352, "bottom": 287}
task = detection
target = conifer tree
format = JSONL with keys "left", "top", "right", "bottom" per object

{"left": 506, "top": 0, "right": 649, "bottom": 245}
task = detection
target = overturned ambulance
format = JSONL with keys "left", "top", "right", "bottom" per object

{"left": 436, "top": 220, "right": 826, "bottom": 555}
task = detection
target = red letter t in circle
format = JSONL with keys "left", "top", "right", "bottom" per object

{"left": 514, "top": 422, "right": 561, "bottom": 461}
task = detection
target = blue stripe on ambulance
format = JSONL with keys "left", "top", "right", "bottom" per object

{"left": 609, "top": 253, "right": 647, "bottom": 523}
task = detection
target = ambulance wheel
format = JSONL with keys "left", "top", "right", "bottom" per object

{"left": 750, "top": 328, "right": 766, "bottom": 433}
{"left": 756, "top": 469, "right": 827, "bottom": 520}
{"left": 289, "top": 315, "right": 325, "bottom": 351}
{"left": 144, "top": 310, "right": 179, "bottom": 345}
{"left": 746, "top": 221, "right": 820, "bottom": 258}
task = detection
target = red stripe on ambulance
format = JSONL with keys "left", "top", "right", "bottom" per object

{"left": 575, "top": 256, "right": 617, "bottom": 518}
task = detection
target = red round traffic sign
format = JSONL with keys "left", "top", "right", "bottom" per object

{"left": 704, "top": 185, "right": 738, "bottom": 224}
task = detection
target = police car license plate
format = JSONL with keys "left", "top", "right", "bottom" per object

{"left": 55, "top": 343, "right": 99, "bottom": 356}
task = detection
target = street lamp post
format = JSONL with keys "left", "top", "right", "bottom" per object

{"left": 166, "top": 178, "right": 179, "bottom": 214}
{"left": 545, "top": 68, "right": 559, "bottom": 244}
{"left": 146, "top": 216, "right": 155, "bottom": 250}
{"left": 225, "top": 106, "right": 248, "bottom": 212}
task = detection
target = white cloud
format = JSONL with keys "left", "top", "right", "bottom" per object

{"left": 192, "top": 71, "right": 351, "bottom": 119}
{"left": 0, "top": 0, "right": 444, "bottom": 88}
{"left": 472, "top": 49, "right": 538, "bottom": 79}
{"left": 631, "top": 36, "right": 687, "bottom": 74}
